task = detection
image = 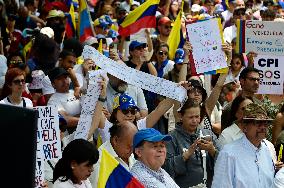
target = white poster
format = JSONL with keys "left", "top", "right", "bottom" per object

{"left": 186, "top": 19, "right": 227, "bottom": 74}
{"left": 74, "top": 70, "right": 108, "bottom": 140}
{"left": 244, "top": 20, "right": 284, "bottom": 56}
{"left": 82, "top": 46, "right": 187, "bottom": 104}
{"left": 254, "top": 55, "right": 284, "bottom": 94}
{"left": 35, "top": 106, "right": 61, "bottom": 160}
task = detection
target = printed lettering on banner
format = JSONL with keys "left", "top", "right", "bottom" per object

{"left": 82, "top": 46, "right": 187, "bottom": 104}
{"left": 35, "top": 106, "right": 61, "bottom": 160}
{"left": 245, "top": 21, "right": 284, "bottom": 56}
{"left": 35, "top": 131, "right": 45, "bottom": 188}
{"left": 74, "top": 70, "right": 108, "bottom": 140}
{"left": 254, "top": 55, "right": 284, "bottom": 94}
{"left": 186, "top": 19, "right": 227, "bottom": 74}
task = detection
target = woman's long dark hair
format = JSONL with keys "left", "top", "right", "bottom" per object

{"left": 53, "top": 139, "right": 99, "bottom": 184}
{"left": 229, "top": 95, "right": 251, "bottom": 126}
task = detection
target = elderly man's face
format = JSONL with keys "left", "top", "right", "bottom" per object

{"left": 243, "top": 120, "right": 269, "bottom": 143}
{"left": 135, "top": 141, "right": 167, "bottom": 171}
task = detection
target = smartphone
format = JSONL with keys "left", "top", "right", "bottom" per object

{"left": 200, "top": 135, "right": 211, "bottom": 142}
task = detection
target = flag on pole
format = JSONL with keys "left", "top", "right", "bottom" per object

{"left": 65, "top": 3, "right": 76, "bottom": 38}
{"left": 118, "top": 0, "right": 160, "bottom": 37}
{"left": 167, "top": 0, "right": 185, "bottom": 60}
{"left": 78, "top": 0, "right": 95, "bottom": 42}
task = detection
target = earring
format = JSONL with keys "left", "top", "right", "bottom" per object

{"left": 71, "top": 166, "right": 74, "bottom": 169}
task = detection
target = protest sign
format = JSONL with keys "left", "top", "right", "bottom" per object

{"left": 82, "top": 46, "right": 187, "bottom": 104}
{"left": 186, "top": 18, "right": 227, "bottom": 74}
{"left": 35, "top": 120, "right": 45, "bottom": 188}
{"left": 74, "top": 70, "right": 108, "bottom": 140}
{"left": 237, "top": 20, "right": 284, "bottom": 56}
{"left": 254, "top": 55, "right": 284, "bottom": 94}
{"left": 35, "top": 106, "right": 61, "bottom": 160}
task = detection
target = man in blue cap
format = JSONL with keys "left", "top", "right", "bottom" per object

{"left": 130, "top": 128, "right": 180, "bottom": 188}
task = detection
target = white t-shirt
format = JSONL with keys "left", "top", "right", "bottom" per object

{"left": 151, "top": 60, "right": 175, "bottom": 78}
{"left": 47, "top": 91, "right": 81, "bottom": 116}
{"left": 98, "top": 117, "right": 147, "bottom": 143}
{"left": 53, "top": 178, "right": 92, "bottom": 188}
{"left": 0, "top": 97, "right": 33, "bottom": 108}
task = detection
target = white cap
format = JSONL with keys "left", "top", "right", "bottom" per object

{"left": 191, "top": 4, "right": 201, "bottom": 13}
{"left": 40, "top": 27, "right": 54, "bottom": 39}
{"left": 132, "top": 1, "right": 140, "bottom": 6}
{"left": 28, "top": 70, "right": 45, "bottom": 90}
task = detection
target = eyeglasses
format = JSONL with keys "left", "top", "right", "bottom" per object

{"left": 121, "top": 108, "right": 137, "bottom": 115}
{"left": 12, "top": 79, "right": 25, "bottom": 85}
{"left": 246, "top": 77, "right": 260, "bottom": 82}
{"left": 158, "top": 51, "right": 168, "bottom": 56}
{"left": 243, "top": 119, "right": 271, "bottom": 126}
{"left": 10, "top": 60, "right": 24, "bottom": 64}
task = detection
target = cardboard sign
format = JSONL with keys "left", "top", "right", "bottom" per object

{"left": 254, "top": 55, "right": 284, "bottom": 94}
{"left": 186, "top": 19, "right": 227, "bottom": 74}
{"left": 239, "top": 20, "right": 284, "bottom": 56}
{"left": 35, "top": 106, "right": 61, "bottom": 160}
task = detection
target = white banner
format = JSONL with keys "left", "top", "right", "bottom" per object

{"left": 74, "top": 70, "right": 108, "bottom": 140}
{"left": 254, "top": 55, "right": 284, "bottom": 94}
{"left": 186, "top": 19, "right": 227, "bottom": 74}
{"left": 82, "top": 46, "right": 187, "bottom": 104}
{"left": 244, "top": 20, "right": 284, "bottom": 56}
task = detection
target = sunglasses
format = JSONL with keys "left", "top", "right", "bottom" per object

{"left": 13, "top": 79, "right": 25, "bottom": 85}
{"left": 188, "top": 87, "right": 202, "bottom": 94}
{"left": 121, "top": 108, "right": 137, "bottom": 115}
{"left": 164, "top": 25, "right": 172, "bottom": 29}
{"left": 158, "top": 51, "right": 168, "bottom": 56}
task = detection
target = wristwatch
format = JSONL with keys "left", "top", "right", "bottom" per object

{"left": 98, "top": 97, "right": 107, "bottom": 102}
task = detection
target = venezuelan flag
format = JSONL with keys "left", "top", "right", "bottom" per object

{"left": 118, "top": 0, "right": 160, "bottom": 37}
{"left": 167, "top": 0, "right": 185, "bottom": 60}
{"left": 65, "top": 3, "right": 76, "bottom": 38}
{"left": 221, "top": 0, "right": 229, "bottom": 11}
{"left": 78, "top": 0, "right": 95, "bottom": 42}
{"left": 235, "top": 19, "right": 245, "bottom": 54}
{"left": 98, "top": 149, "right": 144, "bottom": 188}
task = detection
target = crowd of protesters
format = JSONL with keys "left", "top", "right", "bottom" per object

{"left": 1, "top": 0, "right": 284, "bottom": 187}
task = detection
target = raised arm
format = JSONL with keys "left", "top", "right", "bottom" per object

{"left": 178, "top": 41, "right": 192, "bottom": 82}
{"left": 205, "top": 43, "right": 232, "bottom": 116}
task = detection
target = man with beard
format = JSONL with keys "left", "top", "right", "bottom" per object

{"left": 221, "top": 67, "right": 262, "bottom": 131}
{"left": 212, "top": 103, "right": 275, "bottom": 188}
{"left": 106, "top": 74, "right": 148, "bottom": 118}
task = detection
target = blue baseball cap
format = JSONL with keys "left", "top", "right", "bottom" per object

{"left": 174, "top": 48, "right": 185, "bottom": 64}
{"left": 129, "top": 40, "right": 147, "bottom": 51}
{"left": 133, "top": 128, "right": 172, "bottom": 148}
{"left": 113, "top": 94, "right": 139, "bottom": 111}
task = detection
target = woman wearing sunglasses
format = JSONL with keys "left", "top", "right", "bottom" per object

{"left": 88, "top": 76, "right": 181, "bottom": 144}
{"left": 0, "top": 67, "right": 33, "bottom": 107}
{"left": 152, "top": 42, "right": 174, "bottom": 79}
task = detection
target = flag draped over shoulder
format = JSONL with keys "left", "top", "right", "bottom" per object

{"left": 118, "top": 0, "right": 160, "bottom": 37}
{"left": 65, "top": 3, "right": 76, "bottom": 38}
{"left": 97, "top": 149, "right": 145, "bottom": 188}
{"left": 78, "top": 0, "right": 95, "bottom": 42}
{"left": 167, "top": 0, "right": 185, "bottom": 60}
